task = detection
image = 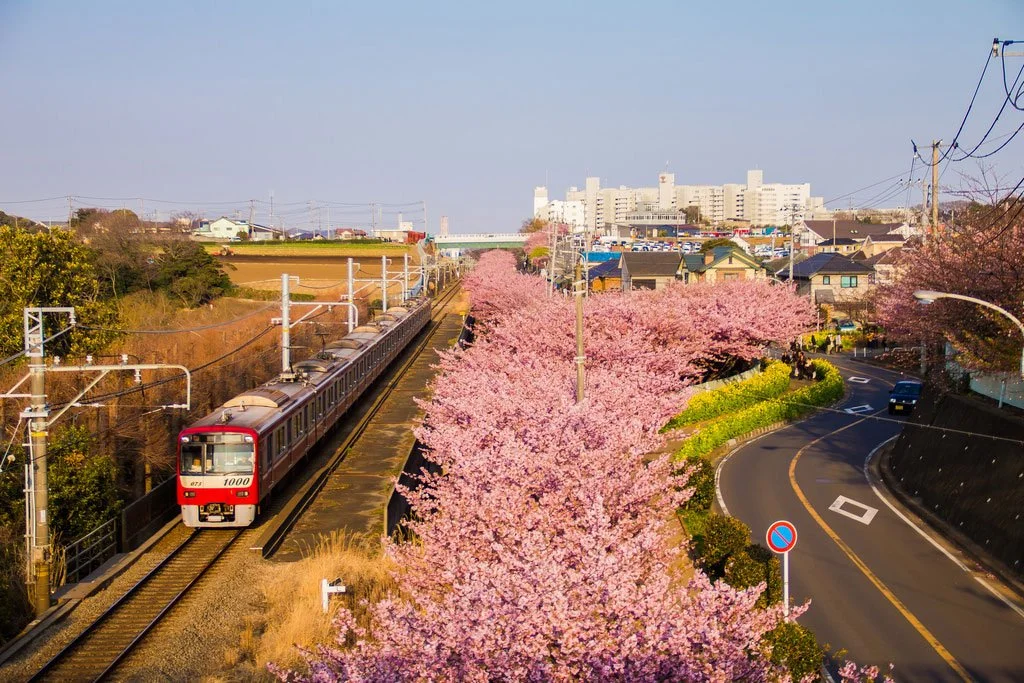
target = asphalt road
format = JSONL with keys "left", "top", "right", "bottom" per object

{"left": 718, "top": 355, "right": 1024, "bottom": 681}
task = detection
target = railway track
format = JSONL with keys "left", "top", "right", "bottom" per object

{"left": 259, "top": 279, "right": 464, "bottom": 557}
{"left": 29, "top": 529, "right": 241, "bottom": 682}
{"left": 24, "top": 282, "right": 462, "bottom": 681}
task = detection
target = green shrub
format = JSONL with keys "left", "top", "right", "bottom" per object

{"left": 665, "top": 361, "right": 791, "bottom": 430}
{"left": 762, "top": 621, "right": 824, "bottom": 681}
{"left": 723, "top": 543, "right": 782, "bottom": 607}
{"left": 230, "top": 287, "right": 316, "bottom": 302}
{"left": 695, "top": 514, "right": 751, "bottom": 578}
{"left": 677, "top": 456, "right": 715, "bottom": 512}
{"left": 675, "top": 360, "right": 844, "bottom": 460}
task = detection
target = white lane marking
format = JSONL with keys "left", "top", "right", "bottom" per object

{"left": 848, "top": 376, "right": 871, "bottom": 384}
{"left": 828, "top": 495, "right": 878, "bottom": 525}
{"left": 715, "top": 431, "right": 776, "bottom": 516}
{"left": 976, "top": 576, "right": 1024, "bottom": 621}
{"left": 863, "top": 437, "right": 1024, "bottom": 622}
{"left": 844, "top": 404, "right": 873, "bottom": 414}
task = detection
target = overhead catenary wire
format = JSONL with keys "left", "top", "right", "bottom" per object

{"left": 77, "top": 303, "right": 278, "bottom": 335}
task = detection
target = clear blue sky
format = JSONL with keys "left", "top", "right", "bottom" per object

{"left": 1, "top": 0, "right": 1022, "bottom": 232}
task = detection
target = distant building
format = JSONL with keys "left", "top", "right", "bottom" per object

{"left": 794, "top": 219, "right": 918, "bottom": 255}
{"left": 193, "top": 217, "right": 282, "bottom": 241}
{"left": 776, "top": 252, "right": 875, "bottom": 304}
{"left": 534, "top": 169, "right": 824, "bottom": 232}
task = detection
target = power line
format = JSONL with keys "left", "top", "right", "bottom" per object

{"left": 77, "top": 303, "right": 277, "bottom": 335}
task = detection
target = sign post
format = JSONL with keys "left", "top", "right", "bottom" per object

{"left": 766, "top": 520, "right": 798, "bottom": 617}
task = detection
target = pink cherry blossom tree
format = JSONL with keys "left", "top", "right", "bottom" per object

{"left": 277, "top": 251, "right": 833, "bottom": 681}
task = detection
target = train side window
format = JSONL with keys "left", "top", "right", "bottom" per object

{"left": 275, "top": 427, "right": 285, "bottom": 456}
{"left": 286, "top": 421, "right": 292, "bottom": 445}
{"left": 263, "top": 433, "right": 273, "bottom": 468}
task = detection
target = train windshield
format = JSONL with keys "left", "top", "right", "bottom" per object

{"left": 180, "top": 433, "right": 254, "bottom": 475}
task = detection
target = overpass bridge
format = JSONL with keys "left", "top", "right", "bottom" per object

{"left": 431, "top": 232, "right": 526, "bottom": 253}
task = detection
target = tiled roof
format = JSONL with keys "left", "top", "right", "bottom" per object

{"left": 620, "top": 252, "right": 681, "bottom": 277}
{"left": 587, "top": 260, "right": 621, "bottom": 280}
{"left": 803, "top": 220, "right": 904, "bottom": 241}
{"left": 818, "top": 237, "right": 857, "bottom": 246}
{"left": 777, "top": 252, "right": 874, "bottom": 280}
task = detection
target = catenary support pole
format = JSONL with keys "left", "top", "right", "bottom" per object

{"left": 347, "top": 258, "right": 355, "bottom": 333}
{"left": 380, "top": 256, "right": 388, "bottom": 313}
{"left": 403, "top": 253, "right": 409, "bottom": 302}
{"left": 281, "top": 273, "right": 291, "bottom": 373}
{"left": 28, "top": 338, "right": 49, "bottom": 617}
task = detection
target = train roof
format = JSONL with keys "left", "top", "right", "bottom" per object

{"left": 185, "top": 296, "right": 430, "bottom": 433}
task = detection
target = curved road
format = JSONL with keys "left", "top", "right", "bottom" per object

{"left": 718, "top": 356, "right": 1024, "bottom": 681}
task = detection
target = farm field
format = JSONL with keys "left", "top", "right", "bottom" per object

{"left": 221, "top": 254, "right": 421, "bottom": 302}
{"left": 201, "top": 241, "right": 415, "bottom": 258}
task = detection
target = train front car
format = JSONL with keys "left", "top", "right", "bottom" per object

{"left": 177, "top": 426, "right": 259, "bottom": 527}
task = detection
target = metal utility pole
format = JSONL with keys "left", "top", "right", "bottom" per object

{"left": 347, "top": 258, "right": 355, "bottom": 333}
{"left": 921, "top": 178, "right": 929, "bottom": 230}
{"left": 931, "top": 140, "right": 941, "bottom": 233}
{"left": 23, "top": 309, "right": 72, "bottom": 616}
{"left": 7, "top": 308, "right": 191, "bottom": 617}
{"left": 381, "top": 255, "right": 388, "bottom": 313}
{"left": 403, "top": 254, "right": 409, "bottom": 303}
{"left": 574, "top": 254, "right": 585, "bottom": 403}
{"left": 281, "top": 274, "right": 292, "bottom": 373}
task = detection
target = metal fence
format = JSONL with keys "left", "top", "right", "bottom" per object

{"left": 64, "top": 518, "right": 117, "bottom": 584}
{"left": 120, "top": 476, "right": 179, "bottom": 552}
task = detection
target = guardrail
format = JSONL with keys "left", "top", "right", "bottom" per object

{"left": 64, "top": 518, "right": 117, "bottom": 584}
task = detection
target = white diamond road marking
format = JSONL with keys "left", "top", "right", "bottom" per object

{"left": 844, "top": 404, "right": 873, "bottom": 414}
{"left": 828, "top": 495, "right": 878, "bottom": 525}
{"left": 848, "top": 376, "right": 870, "bottom": 384}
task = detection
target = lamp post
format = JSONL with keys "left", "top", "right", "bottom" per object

{"left": 913, "top": 290, "right": 1024, "bottom": 378}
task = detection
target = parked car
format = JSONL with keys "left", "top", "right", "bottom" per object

{"left": 888, "top": 381, "right": 923, "bottom": 415}
{"left": 836, "top": 320, "right": 859, "bottom": 333}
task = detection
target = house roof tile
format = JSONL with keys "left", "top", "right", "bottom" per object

{"left": 620, "top": 252, "right": 682, "bottom": 277}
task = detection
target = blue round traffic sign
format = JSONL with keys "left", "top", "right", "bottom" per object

{"left": 766, "top": 520, "right": 798, "bottom": 554}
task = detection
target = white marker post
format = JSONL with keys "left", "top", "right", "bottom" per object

{"left": 766, "top": 520, "right": 798, "bottom": 617}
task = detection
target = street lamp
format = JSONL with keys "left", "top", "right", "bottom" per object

{"left": 913, "top": 290, "right": 1024, "bottom": 378}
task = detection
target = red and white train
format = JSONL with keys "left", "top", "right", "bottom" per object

{"left": 176, "top": 297, "right": 431, "bottom": 527}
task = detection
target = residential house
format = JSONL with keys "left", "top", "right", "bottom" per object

{"left": 816, "top": 237, "right": 859, "bottom": 256}
{"left": 619, "top": 252, "right": 682, "bottom": 291}
{"left": 776, "top": 252, "right": 875, "bottom": 305}
{"left": 857, "top": 233, "right": 906, "bottom": 258}
{"left": 729, "top": 235, "right": 752, "bottom": 254}
{"left": 587, "top": 260, "right": 622, "bottom": 292}
{"left": 862, "top": 246, "right": 905, "bottom": 286}
{"left": 793, "top": 219, "right": 917, "bottom": 255}
{"left": 193, "top": 217, "right": 283, "bottom": 241}
{"left": 681, "top": 246, "right": 767, "bottom": 284}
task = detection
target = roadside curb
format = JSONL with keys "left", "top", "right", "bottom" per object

{"left": 875, "top": 440, "right": 1024, "bottom": 602}
{"left": 0, "top": 516, "right": 181, "bottom": 667}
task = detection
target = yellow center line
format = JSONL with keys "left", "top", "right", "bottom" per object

{"left": 788, "top": 412, "right": 972, "bottom": 682}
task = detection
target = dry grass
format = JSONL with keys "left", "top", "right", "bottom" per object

{"left": 254, "top": 530, "right": 394, "bottom": 673}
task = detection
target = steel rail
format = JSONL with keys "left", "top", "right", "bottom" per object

{"left": 259, "top": 281, "right": 463, "bottom": 558}
{"left": 29, "top": 528, "right": 242, "bottom": 682}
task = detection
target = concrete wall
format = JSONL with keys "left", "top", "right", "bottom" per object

{"left": 887, "top": 392, "right": 1024, "bottom": 578}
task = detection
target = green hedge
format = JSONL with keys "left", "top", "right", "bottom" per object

{"left": 664, "top": 361, "right": 791, "bottom": 431}
{"left": 676, "top": 456, "right": 715, "bottom": 512}
{"left": 762, "top": 621, "right": 824, "bottom": 681}
{"left": 675, "top": 360, "right": 844, "bottom": 461}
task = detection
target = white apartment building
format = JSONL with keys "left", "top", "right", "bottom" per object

{"left": 536, "top": 199, "right": 586, "bottom": 228}
{"left": 534, "top": 169, "right": 823, "bottom": 230}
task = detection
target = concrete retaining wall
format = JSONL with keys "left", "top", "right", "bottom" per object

{"left": 887, "top": 392, "right": 1024, "bottom": 578}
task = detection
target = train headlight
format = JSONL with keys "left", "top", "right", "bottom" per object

{"left": 180, "top": 436, "right": 190, "bottom": 443}
{"left": 237, "top": 491, "right": 249, "bottom": 497}
{"left": 244, "top": 435, "right": 254, "bottom": 443}
{"left": 183, "top": 491, "right": 196, "bottom": 498}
